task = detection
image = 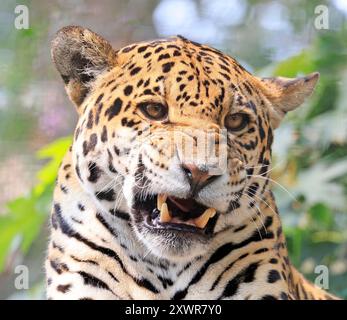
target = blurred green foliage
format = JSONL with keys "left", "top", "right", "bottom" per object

{"left": 266, "top": 27, "right": 347, "bottom": 297}
{"left": 0, "top": 137, "right": 71, "bottom": 272}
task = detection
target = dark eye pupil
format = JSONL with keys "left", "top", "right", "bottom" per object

{"left": 139, "top": 102, "right": 167, "bottom": 120}
{"left": 148, "top": 105, "right": 160, "bottom": 115}
{"left": 225, "top": 113, "right": 248, "bottom": 131}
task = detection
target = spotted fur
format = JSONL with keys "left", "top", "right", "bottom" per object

{"left": 45, "top": 26, "right": 338, "bottom": 300}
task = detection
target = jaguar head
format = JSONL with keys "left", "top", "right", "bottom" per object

{"left": 52, "top": 26, "right": 319, "bottom": 260}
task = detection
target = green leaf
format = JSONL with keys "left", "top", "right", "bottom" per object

{"left": 273, "top": 50, "right": 316, "bottom": 77}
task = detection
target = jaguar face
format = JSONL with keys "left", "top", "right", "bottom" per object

{"left": 52, "top": 26, "right": 319, "bottom": 260}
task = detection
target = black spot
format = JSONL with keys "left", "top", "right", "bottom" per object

{"left": 154, "top": 46, "right": 164, "bottom": 53}
{"left": 57, "top": 284, "right": 71, "bottom": 293}
{"left": 143, "top": 89, "right": 154, "bottom": 95}
{"left": 130, "top": 66, "right": 142, "bottom": 76}
{"left": 95, "top": 93, "right": 104, "bottom": 104}
{"left": 51, "top": 205, "right": 59, "bottom": 229}
{"left": 267, "top": 269, "right": 281, "bottom": 283}
{"left": 101, "top": 125, "right": 108, "bottom": 142}
{"left": 264, "top": 216, "right": 273, "bottom": 229}
{"left": 246, "top": 167, "right": 254, "bottom": 176}
{"left": 258, "top": 117, "right": 266, "bottom": 141}
{"left": 87, "top": 162, "right": 102, "bottom": 183}
{"left": 162, "top": 62, "right": 175, "bottom": 73}
{"left": 158, "top": 53, "right": 170, "bottom": 61}
{"left": 82, "top": 133, "right": 97, "bottom": 156}
{"left": 122, "top": 45, "right": 137, "bottom": 53}
{"left": 63, "top": 164, "right": 71, "bottom": 171}
{"left": 50, "top": 260, "right": 69, "bottom": 275}
{"left": 95, "top": 103, "right": 103, "bottom": 125}
{"left": 52, "top": 241, "right": 64, "bottom": 253}
{"left": 114, "top": 146, "right": 120, "bottom": 156}
{"left": 96, "top": 189, "right": 115, "bottom": 201}
{"left": 124, "top": 85, "right": 133, "bottom": 96}
{"left": 86, "top": 110, "right": 94, "bottom": 129}
{"left": 173, "top": 50, "right": 181, "bottom": 57}
{"left": 143, "top": 52, "right": 152, "bottom": 58}
{"left": 109, "top": 209, "right": 130, "bottom": 221}
{"left": 254, "top": 248, "right": 269, "bottom": 254}
{"left": 137, "top": 79, "right": 144, "bottom": 87}
{"left": 60, "top": 184, "right": 68, "bottom": 194}
{"left": 261, "top": 295, "right": 277, "bottom": 300}
{"left": 105, "top": 98, "right": 123, "bottom": 121}
{"left": 137, "top": 46, "right": 148, "bottom": 53}
{"left": 280, "top": 292, "right": 289, "bottom": 300}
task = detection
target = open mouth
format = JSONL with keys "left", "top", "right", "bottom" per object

{"left": 133, "top": 194, "right": 219, "bottom": 235}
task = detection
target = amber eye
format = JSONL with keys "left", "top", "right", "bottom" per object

{"left": 138, "top": 102, "right": 168, "bottom": 121}
{"left": 224, "top": 113, "right": 249, "bottom": 132}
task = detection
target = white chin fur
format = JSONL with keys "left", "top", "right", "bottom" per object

{"left": 135, "top": 229, "right": 208, "bottom": 262}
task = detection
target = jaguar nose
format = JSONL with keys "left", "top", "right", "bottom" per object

{"left": 182, "top": 163, "right": 219, "bottom": 195}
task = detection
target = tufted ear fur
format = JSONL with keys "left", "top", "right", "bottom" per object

{"left": 259, "top": 72, "right": 320, "bottom": 128}
{"left": 51, "top": 26, "right": 117, "bottom": 111}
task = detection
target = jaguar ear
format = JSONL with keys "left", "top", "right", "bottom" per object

{"left": 260, "top": 72, "right": 320, "bottom": 128}
{"left": 51, "top": 26, "right": 117, "bottom": 111}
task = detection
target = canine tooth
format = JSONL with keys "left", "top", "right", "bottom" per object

{"left": 194, "top": 208, "right": 216, "bottom": 229}
{"left": 160, "top": 203, "right": 171, "bottom": 223}
{"left": 157, "top": 194, "right": 168, "bottom": 209}
{"left": 207, "top": 208, "right": 217, "bottom": 218}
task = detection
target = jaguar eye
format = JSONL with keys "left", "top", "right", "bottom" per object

{"left": 224, "top": 113, "right": 249, "bottom": 132}
{"left": 138, "top": 102, "right": 168, "bottom": 121}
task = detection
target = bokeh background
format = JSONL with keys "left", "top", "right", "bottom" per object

{"left": 0, "top": 0, "right": 347, "bottom": 299}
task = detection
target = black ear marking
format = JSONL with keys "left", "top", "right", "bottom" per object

{"left": 61, "top": 74, "right": 70, "bottom": 85}
{"left": 51, "top": 25, "right": 117, "bottom": 111}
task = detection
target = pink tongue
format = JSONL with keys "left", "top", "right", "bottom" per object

{"left": 167, "top": 196, "right": 195, "bottom": 213}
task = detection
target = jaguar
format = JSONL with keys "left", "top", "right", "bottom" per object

{"left": 45, "top": 26, "right": 338, "bottom": 300}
